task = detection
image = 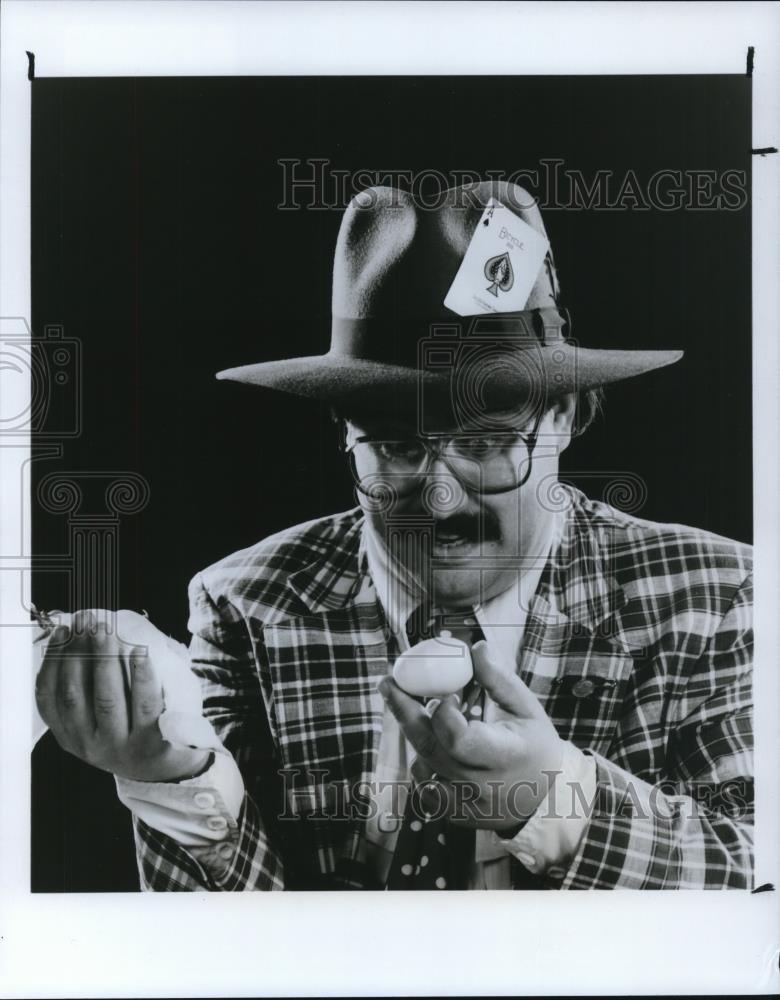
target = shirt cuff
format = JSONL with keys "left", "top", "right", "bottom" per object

{"left": 488, "top": 742, "right": 597, "bottom": 876}
{"left": 115, "top": 750, "right": 245, "bottom": 848}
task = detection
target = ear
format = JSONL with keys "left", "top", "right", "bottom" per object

{"left": 342, "top": 419, "right": 359, "bottom": 449}
{"left": 547, "top": 392, "right": 577, "bottom": 454}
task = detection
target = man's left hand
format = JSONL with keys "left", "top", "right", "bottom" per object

{"left": 378, "top": 640, "right": 565, "bottom": 831}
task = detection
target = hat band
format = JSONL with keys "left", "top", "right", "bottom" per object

{"left": 330, "top": 307, "right": 570, "bottom": 366}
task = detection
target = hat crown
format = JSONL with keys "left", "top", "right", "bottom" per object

{"left": 331, "top": 181, "right": 560, "bottom": 328}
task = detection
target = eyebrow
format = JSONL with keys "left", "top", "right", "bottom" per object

{"left": 354, "top": 425, "right": 418, "bottom": 438}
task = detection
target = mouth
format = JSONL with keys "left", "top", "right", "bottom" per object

{"left": 433, "top": 533, "right": 470, "bottom": 551}
{"left": 432, "top": 513, "right": 497, "bottom": 553}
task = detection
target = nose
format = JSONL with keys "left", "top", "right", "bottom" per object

{"left": 420, "top": 455, "right": 468, "bottom": 516}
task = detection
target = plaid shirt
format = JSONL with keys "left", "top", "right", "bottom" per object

{"left": 133, "top": 485, "right": 753, "bottom": 890}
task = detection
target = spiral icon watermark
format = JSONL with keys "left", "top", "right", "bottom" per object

{"left": 420, "top": 475, "right": 465, "bottom": 517}
{"left": 36, "top": 475, "right": 83, "bottom": 515}
{"left": 602, "top": 474, "right": 648, "bottom": 514}
{"left": 105, "top": 475, "right": 151, "bottom": 516}
{"left": 353, "top": 473, "right": 403, "bottom": 514}
{"left": 536, "top": 475, "right": 577, "bottom": 514}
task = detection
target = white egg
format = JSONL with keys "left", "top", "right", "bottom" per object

{"left": 392, "top": 637, "right": 473, "bottom": 697}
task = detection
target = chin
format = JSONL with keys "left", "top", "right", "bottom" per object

{"left": 429, "top": 567, "right": 507, "bottom": 609}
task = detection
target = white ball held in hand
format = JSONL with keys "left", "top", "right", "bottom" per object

{"left": 392, "top": 636, "right": 473, "bottom": 698}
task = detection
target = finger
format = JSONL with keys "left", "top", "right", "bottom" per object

{"left": 429, "top": 696, "right": 470, "bottom": 756}
{"left": 378, "top": 677, "right": 467, "bottom": 778}
{"left": 431, "top": 698, "right": 519, "bottom": 768}
{"left": 115, "top": 609, "right": 153, "bottom": 658}
{"left": 71, "top": 607, "right": 98, "bottom": 638}
{"left": 57, "top": 648, "right": 95, "bottom": 742}
{"left": 129, "top": 647, "right": 163, "bottom": 731}
{"left": 43, "top": 619, "right": 72, "bottom": 653}
{"left": 471, "top": 641, "right": 549, "bottom": 721}
{"left": 35, "top": 624, "right": 70, "bottom": 733}
{"left": 92, "top": 652, "right": 130, "bottom": 741}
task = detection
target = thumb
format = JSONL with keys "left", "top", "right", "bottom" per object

{"left": 471, "top": 641, "right": 549, "bottom": 721}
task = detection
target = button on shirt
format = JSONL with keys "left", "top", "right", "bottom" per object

{"left": 116, "top": 514, "right": 596, "bottom": 885}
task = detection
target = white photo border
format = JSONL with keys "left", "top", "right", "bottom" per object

{"left": 1, "top": 2, "right": 778, "bottom": 996}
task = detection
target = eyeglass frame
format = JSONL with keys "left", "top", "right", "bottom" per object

{"left": 340, "top": 408, "right": 545, "bottom": 497}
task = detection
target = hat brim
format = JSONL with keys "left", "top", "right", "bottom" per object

{"left": 216, "top": 345, "right": 683, "bottom": 408}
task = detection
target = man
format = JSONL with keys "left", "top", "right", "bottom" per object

{"left": 35, "top": 181, "right": 753, "bottom": 890}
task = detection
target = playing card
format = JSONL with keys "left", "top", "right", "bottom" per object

{"left": 444, "top": 198, "right": 550, "bottom": 316}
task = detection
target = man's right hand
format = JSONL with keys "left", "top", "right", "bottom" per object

{"left": 35, "top": 609, "right": 211, "bottom": 783}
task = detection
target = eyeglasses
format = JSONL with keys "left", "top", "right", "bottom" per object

{"left": 343, "top": 415, "right": 542, "bottom": 498}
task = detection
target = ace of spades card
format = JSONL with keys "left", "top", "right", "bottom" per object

{"left": 444, "top": 198, "right": 550, "bottom": 316}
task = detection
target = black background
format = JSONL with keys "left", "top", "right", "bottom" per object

{"left": 31, "top": 75, "right": 752, "bottom": 890}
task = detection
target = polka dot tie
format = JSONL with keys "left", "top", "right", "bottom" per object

{"left": 385, "top": 607, "right": 485, "bottom": 891}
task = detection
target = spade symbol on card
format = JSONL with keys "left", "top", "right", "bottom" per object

{"left": 484, "top": 252, "right": 514, "bottom": 297}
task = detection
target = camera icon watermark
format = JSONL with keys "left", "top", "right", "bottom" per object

{"left": 416, "top": 312, "right": 577, "bottom": 436}
{"left": 0, "top": 318, "right": 82, "bottom": 438}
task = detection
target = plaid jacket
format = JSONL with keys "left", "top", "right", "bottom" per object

{"left": 134, "top": 485, "right": 753, "bottom": 890}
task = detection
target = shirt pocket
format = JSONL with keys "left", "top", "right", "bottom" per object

{"left": 542, "top": 649, "right": 635, "bottom": 755}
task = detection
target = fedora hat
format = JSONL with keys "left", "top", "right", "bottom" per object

{"left": 216, "top": 180, "right": 682, "bottom": 413}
